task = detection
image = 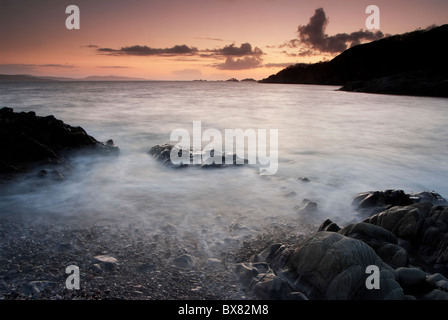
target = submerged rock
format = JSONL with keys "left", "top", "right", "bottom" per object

{"left": 295, "top": 199, "right": 318, "bottom": 215}
{"left": 148, "top": 143, "right": 248, "bottom": 169}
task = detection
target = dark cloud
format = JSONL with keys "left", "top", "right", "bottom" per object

{"left": 97, "top": 45, "right": 199, "bottom": 56}
{"left": 40, "top": 64, "right": 75, "bottom": 68}
{"left": 214, "top": 56, "right": 263, "bottom": 70}
{"left": 286, "top": 8, "right": 385, "bottom": 56}
{"left": 206, "top": 43, "right": 263, "bottom": 56}
{"left": 96, "top": 42, "right": 262, "bottom": 58}
{"left": 93, "top": 42, "right": 263, "bottom": 70}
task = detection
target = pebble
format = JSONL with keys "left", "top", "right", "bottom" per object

{"left": 397, "top": 267, "right": 427, "bottom": 287}
{"left": 171, "top": 254, "right": 196, "bottom": 269}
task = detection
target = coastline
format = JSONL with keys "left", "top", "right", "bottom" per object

{"left": 1, "top": 109, "right": 448, "bottom": 301}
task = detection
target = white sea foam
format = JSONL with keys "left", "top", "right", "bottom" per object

{"left": 1, "top": 81, "right": 447, "bottom": 247}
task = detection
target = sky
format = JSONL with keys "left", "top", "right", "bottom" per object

{"left": 0, "top": 0, "right": 447, "bottom": 80}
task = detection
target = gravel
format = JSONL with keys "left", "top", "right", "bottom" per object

{"left": 0, "top": 217, "right": 312, "bottom": 300}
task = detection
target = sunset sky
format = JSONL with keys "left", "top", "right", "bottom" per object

{"left": 1, "top": 0, "right": 447, "bottom": 80}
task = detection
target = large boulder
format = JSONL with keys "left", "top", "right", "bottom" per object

{"left": 339, "top": 222, "right": 409, "bottom": 268}
{"left": 353, "top": 189, "right": 447, "bottom": 218}
{"left": 238, "top": 232, "right": 405, "bottom": 300}
{"left": 0, "top": 107, "right": 119, "bottom": 175}
{"left": 285, "top": 232, "right": 404, "bottom": 300}
{"left": 366, "top": 202, "right": 448, "bottom": 271}
{"left": 352, "top": 190, "right": 413, "bottom": 217}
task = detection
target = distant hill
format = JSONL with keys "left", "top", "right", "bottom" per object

{"left": 260, "top": 24, "right": 448, "bottom": 97}
{"left": 0, "top": 74, "right": 147, "bottom": 82}
{"left": 79, "top": 75, "right": 146, "bottom": 81}
{"left": 0, "top": 74, "right": 54, "bottom": 82}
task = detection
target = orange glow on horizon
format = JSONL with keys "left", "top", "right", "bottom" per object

{"left": 1, "top": 0, "right": 447, "bottom": 80}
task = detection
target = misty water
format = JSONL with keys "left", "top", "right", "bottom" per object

{"left": 1, "top": 81, "right": 448, "bottom": 251}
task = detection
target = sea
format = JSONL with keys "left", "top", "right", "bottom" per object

{"left": 1, "top": 81, "right": 448, "bottom": 243}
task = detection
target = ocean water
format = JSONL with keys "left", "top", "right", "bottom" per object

{"left": 1, "top": 81, "right": 448, "bottom": 243}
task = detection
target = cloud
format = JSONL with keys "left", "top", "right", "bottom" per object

{"left": 97, "top": 65, "right": 131, "bottom": 69}
{"left": 98, "top": 45, "right": 199, "bottom": 56}
{"left": 92, "top": 42, "right": 264, "bottom": 70}
{"left": 214, "top": 56, "right": 263, "bottom": 70}
{"left": 285, "top": 8, "right": 385, "bottom": 56}
{"left": 40, "top": 64, "right": 75, "bottom": 68}
{"left": 95, "top": 42, "right": 262, "bottom": 58}
{"left": 195, "top": 37, "right": 225, "bottom": 42}
{"left": 205, "top": 43, "right": 263, "bottom": 56}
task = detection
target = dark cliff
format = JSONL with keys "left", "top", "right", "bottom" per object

{"left": 260, "top": 25, "right": 448, "bottom": 97}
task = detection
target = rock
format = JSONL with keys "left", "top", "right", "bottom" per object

{"left": 298, "top": 177, "right": 310, "bottom": 182}
{"left": 366, "top": 203, "right": 429, "bottom": 240}
{"left": 396, "top": 267, "right": 427, "bottom": 287}
{"left": 286, "top": 232, "right": 404, "bottom": 299}
{"left": 148, "top": 143, "right": 249, "bottom": 169}
{"left": 136, "top": 263, "right": 156, "bottom": 273}
{"left": 376, "top": 243, "right": 409, "bottom": 269}
{"left": 92, "top": 255, "right": 119, "bottom": 271}
{"left": 160, "top": 223, "right": 177, "bottom": 234}
{"left": 339, "top": 222, "right": 398, "bottom": 249}
{"left": 426, "top": 273, "right": 448, "bottom": 287}
{"left": 318, "top": 219, "right": 340, "bottom": 232}
{"left": 435, "top": 280, "right": 448, "bottom": 292}
{"left": 56, "top": 242, "right": 74, "bottom": 252}
{"left": 148, "top": 144, "right": 179, "bottom": 167}
{"left": 252, "top": 274, "right": 291, "bottom": 299}
{"left": 234, "top": 260, "right": 291, "bottom": 300}
{"left": 264, "top": 244, "right": 292, "bottom": 272}
{"left": 286, "top": 292, "right": 309, "bottom": 300}
{"left": 409, "top": 191, "right": 447, "bottom": 205}
{"left": 295, "top": 199, "right": 318, "bottom": 214}
{"left": 251, "top": 243, "right": 283, "bottom": 263}
{"left": 422, "top": 289, "right": 448, "bottom": 300}
{"left": 353, "top": 190, "right": 413, "bottom": 217}
{"left": 91, "top": 263, "right": 103, "bottom": 274}
{"left": 353, "top": 190, "right": 412, "bottom": 209}
{"left": 27, "top": 280, "right": 52, "bottom": 294}
{"left": 235, "top": 263, "right": 258, "bottom": 287}
{"left": 364, "top": 201, "right": 448, "bottom": 271}
{"left": 37, "top": 169, "right": 65, "bottom": 181}
{"left": 252, "top": 262, "right": 271, "bottom": 274}
{"left": 171, "top": 254, "right": 196, "bottom": 269}
{"left": 338, "top": 221, "right": 409, "bottom": 268}
{"left": 0, "top": 107, "right": 119, "bottom": 175}
{"left": 284, "top": 191, "right": 297, "bottom": 198}
{"left": 204, "top": 258, "right": 222, "bottom": 270}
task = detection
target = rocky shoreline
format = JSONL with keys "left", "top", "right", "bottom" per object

{"left": 1, "top": 109, "right": 448, "bottom": 300}
{"left": 1, "top": 189, "right": 448, "bottom": 300}
{"left": 0, "top": 107, "right": 118, "bottom": 178}
{"left": 235, "top": 190, "right": 448, "bottom": 300}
